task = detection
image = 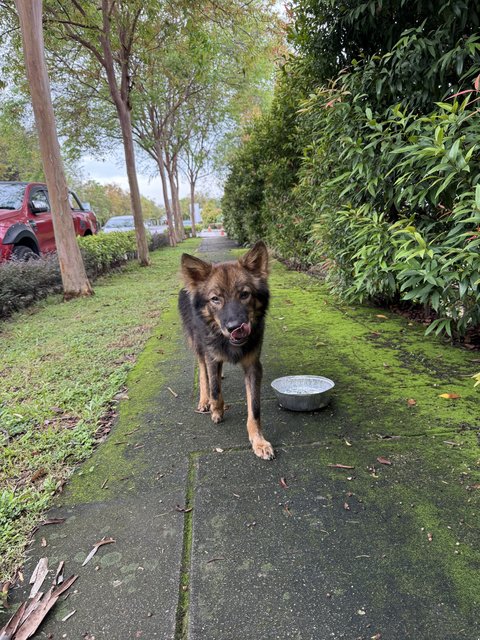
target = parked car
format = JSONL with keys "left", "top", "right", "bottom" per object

{"left": 103, "top": 215, "right": 167, "bottom": 234}
{"left": 0, "top": 181, "right": 98, "bottom": 262}
{"left": 103, "top": 215, "right": 136, "bottom": 233}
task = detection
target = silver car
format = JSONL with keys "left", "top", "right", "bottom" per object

{"left": 103, "top": 215, "right": 167, "bottom": 234}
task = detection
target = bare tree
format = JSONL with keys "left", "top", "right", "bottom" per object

{"left": 15, "top": 0, "right": 93, "bottom": 299}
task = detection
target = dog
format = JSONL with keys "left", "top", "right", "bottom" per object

{"left": 178, "top": 241, "right": 274, "bottom": 460}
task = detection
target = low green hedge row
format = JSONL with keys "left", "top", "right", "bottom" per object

{"left": 0, "top": 230, "right": 169, "bottom": 319}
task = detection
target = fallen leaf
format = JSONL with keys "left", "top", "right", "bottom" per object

{"left": 376, "top": 314, "right": 388, "bottom": 319}
{"left": 62, "top": 610, "right": 76, "bottom": 622}
{"left": 31, "top": 468, "right": 47, "bottom": 483}
{"left": 54, "top": 561, "right": 65, "bottom": 586}
{"left": 82, "top": 537, "right": 116, "bottom": 567}
{"left": 328, "top": 464, "right": 355, "bottom": 469}
{"left": 407, "top": 398, "right": 417, "bottom": 406}
{"left": 175, "top": 505, "right": 193, "bottom": 513}
{"left": 438, "top": 393, "right": 461, "bottom": 399}
{"left": 280, "top": 477, "right": 288, "bottom": 488}
{"left": 29, "top": 558, "right": 49, "bottom": 598}
{"left": 467, "top": 483, "right": 480, "bottom": 491}
{"left": 41, "top": 518, "right": 66, "bottom": 527}
{"left": 0, "top": 575, "right": 77, "bottom": 640}
{"left": 377, "top": 457, "right": 392, "bottom": 466}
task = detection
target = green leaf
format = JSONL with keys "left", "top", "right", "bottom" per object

{"left": 434, "top": 126, "right": 444, "bottom": 146}
{"left": 476, "top": 185, "right": 480, "bottom": 210}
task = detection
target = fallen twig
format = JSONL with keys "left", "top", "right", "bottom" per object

{"left": 82, "top": 537, "right": 116, "bottom": 567}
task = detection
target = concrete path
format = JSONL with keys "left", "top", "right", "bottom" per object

{"left": 3, "top": 237, "right": 479, "bottom": 639}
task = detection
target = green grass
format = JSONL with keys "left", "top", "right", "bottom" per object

{"left": 0, "top": 240, "right": 200, "bottom": 582}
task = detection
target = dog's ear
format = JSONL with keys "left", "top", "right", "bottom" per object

{"left": 239, "top": 241, "right": 269, "bottom": 278}
{"left": 181, "top": 253, "right": 212, "bottom": 290}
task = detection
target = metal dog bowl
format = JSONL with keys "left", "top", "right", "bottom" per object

{"left": 271, "top": 375, "right": 335, "bottom": 411}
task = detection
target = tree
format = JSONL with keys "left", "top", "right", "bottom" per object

{"left": 179, "top": 96, "right": 222, "bottom": 237}
{"left": 200, "top": 199, "right": 221, "bottom": 226}
{"left": 0, "top": 99, "right": 45, "bottom": 181}
{"left": 45, "top": 0, "right": 150, "bottom": 265}
{"left": 14, "top": 0, "right": 92, "bottom": 299}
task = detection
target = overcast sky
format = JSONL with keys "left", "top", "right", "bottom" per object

{"left": 78, "top": 150, "right": 222, "bottom": 206}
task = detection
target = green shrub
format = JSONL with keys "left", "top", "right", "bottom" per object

{"left": 223, "top": 0, "right": 480, "bottom": 338}
{"left": 78, "top": 231, "right": 137, "bottom": 277}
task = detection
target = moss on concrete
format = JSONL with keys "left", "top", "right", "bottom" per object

{"left": 61, "top": 239, "right": 201, "bottom": 506}
{"left": 266, "top": 261, "right": 478, "bottom": 440}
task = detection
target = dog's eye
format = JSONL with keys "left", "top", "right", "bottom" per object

{"left": 239, "top": 291, "right": 250, "bottom": 300}
{"left": 210, "top": 296, "right": 221, "bottom": 304}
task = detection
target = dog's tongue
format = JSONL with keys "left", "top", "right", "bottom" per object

{"left": 231, "top": 322, "right": 251, "bottom": 341}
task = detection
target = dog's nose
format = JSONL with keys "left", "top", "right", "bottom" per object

{"left": 226, "top": 321, "right": 242, "bottom": 333}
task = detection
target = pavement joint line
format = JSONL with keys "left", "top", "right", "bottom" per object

{"left": 183, "top": 431, "right": 455, "bottom": 460}
{"left": 174, "top": 452, "right": 198, "bottom": 640}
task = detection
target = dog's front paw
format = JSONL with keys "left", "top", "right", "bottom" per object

{"left": 251, "top": 437, "right": 275, "bottom": 461}
{"left": 211, "top": 409, "right": 224, "bottom": 424}
{"left": 195, "top": 401, "right": 210, "bottom": 413}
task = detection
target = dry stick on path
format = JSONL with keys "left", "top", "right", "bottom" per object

{"left": 15, "top": 0, "right": 93, "bottom": 299}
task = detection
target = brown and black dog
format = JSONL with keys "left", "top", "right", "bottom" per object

{"left": 178, "top": 241, "right": 274, "bottom": 460}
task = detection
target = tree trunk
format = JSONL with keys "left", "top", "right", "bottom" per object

{"left": 155, "top": 141, "right": 176, "bottom": 247}
{"left": 173, "top": 157, "right": 186, "bottom": 238}
{"left": 165, "top": 153, "right": 183, "bottom": 241}
{"left": 100, "top": 0, "right": 149, "bottom": 266}
{"left": 15, "top": 0, "right": 93, "bottom": 299}
{"left": 189, "top": 174, "right": 197, "bottom": 238}
{"left": 117, "top": 104, "right": 150, "bottom": 265}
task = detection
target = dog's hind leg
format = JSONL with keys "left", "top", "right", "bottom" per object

{"left": 242, "top": 356, "right": 274, "bottom": 460}
{"left": 206, "top": 358, "right": 224, "bottom": 423}
{"left": 196, "top": 355, "right": 210, "bottom": 413}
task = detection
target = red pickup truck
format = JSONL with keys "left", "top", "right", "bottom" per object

{"left": 0, "top": 181, "right": 98, "bottom": 262}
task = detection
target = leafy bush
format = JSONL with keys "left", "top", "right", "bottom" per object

{"left": 223, "top": 0, "right": 480, "bottom": 338}
{"left": 78, "top": 230, "right": 137, "bottom": 276}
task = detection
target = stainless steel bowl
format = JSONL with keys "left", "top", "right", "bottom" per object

{"left": 271, "top": 375, "right": 335, "bottom": 411}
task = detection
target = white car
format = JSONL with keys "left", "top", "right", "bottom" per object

{"left": 103, "top": 215, "right": 166, "bottom": 234}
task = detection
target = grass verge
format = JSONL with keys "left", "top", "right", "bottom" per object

{"left": 0, "top": 239, "right": 200, "bottom": 583}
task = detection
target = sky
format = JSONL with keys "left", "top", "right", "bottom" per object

{"left": 78, "top": 153, "right": 222, "bottom": 206}
{"left": 79, "top": 154, "right": 176, "bottom": 206}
